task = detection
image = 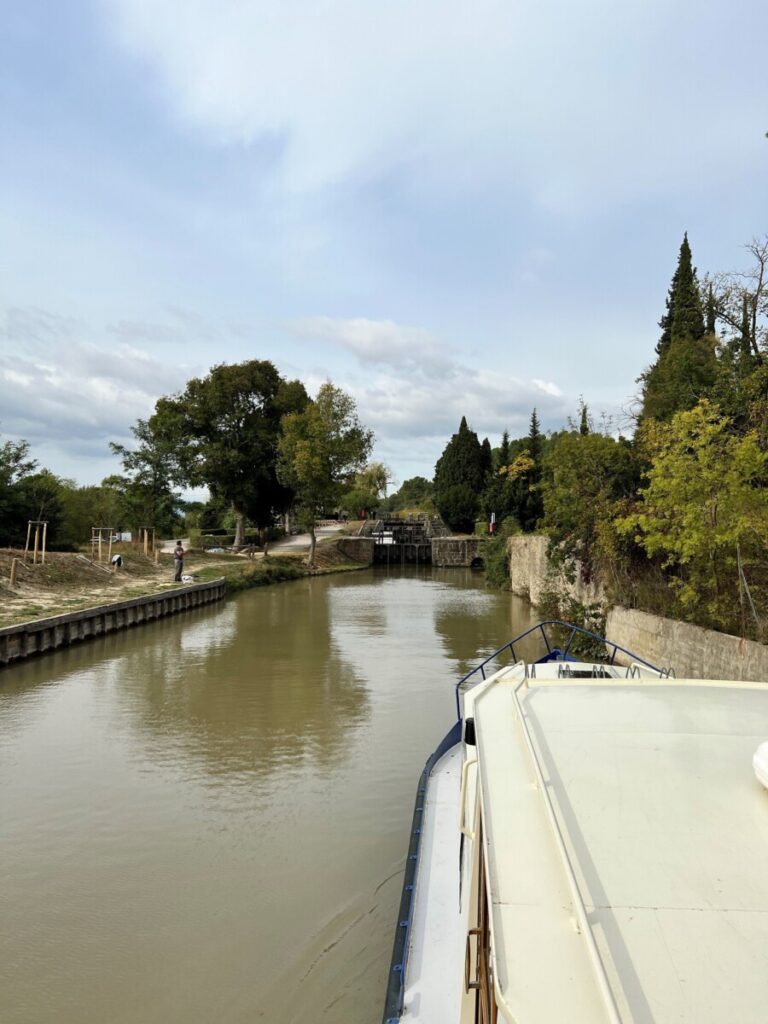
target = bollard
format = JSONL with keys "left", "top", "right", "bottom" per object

{"left": 10, "top": 557, "right": 20, "bottom": 587}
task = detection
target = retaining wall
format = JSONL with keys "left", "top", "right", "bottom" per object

{"left": 0, "top": 579, "right": 226, "bottom": 668}
{"left": 507, "top": 534, "right": 604, "bottom": 607}
{"left": 607, "top": 605, "right": 768, "bottom": 681}
{"left": 335, "top": 537, "right": 375, "bottom": 563}
{"left": 431, "top": 537, "right": 488, "bottom": 567}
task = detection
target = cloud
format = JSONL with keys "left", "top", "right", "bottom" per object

{"left": 290, "top": 315, "right": 453, "bottom": 377}
{"left": 0, "top": 307, "right": 195, "bottom": 456}
{"left": 290, "top": 316, "right": 571, "bottom": 466}
{"left": 101, "top": 0, "right": 763, "bottom": 206}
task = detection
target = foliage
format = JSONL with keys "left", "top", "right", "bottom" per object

{"left": 435, "top": 483, "right": 478, "bottom": 534}
{"left": 434, "top": 417, "right": 487, "bottom": 532}
{"left": 617, "top": 401, "right": 768, "bottom": 635}
{"left": 641, "top": 234, "right": 718, "bottom": 421}
{"left": 278, "top": 382, "right": 373, "bottom": 564}
{"left": 340, "top": 462, "right": 391, "bottom": 518}
{"left": 0, "top": 438, "right": 37, "bottom": 544}
{"left": 150, "top": 360, "right": 308, "bottom": 544}
{"left": 109, "top": 418, "right": 183, "bottom": 536}
{"left": 483, "top": 516, "right": 521, "bottom": 589}
{"left": 541, "top": 430, "right": 637, "bottom": 582}
{"left": 382, "top": 476, "right": 434, "bottom": 514}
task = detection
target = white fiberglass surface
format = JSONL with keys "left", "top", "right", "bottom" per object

{"left": 477, "top": 680, "right": 768, "bottom": 1024}
{"left": 401, "top": 744, "right": 464, "bottom": 1024}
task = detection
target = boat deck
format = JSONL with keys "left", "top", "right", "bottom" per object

{"left": 475, "top": 675, "right": 768, "bottom": 1023}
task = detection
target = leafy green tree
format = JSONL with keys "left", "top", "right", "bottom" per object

{"left": 58, "top": 483, "right": 125, "bottom": 548}
{"left": 541, "top": 430, "right": 637, "bottom": 582}
{"left": 15, "top": 470, "right": 70, "bottom": 548}
{"left": 618, "top": 401, "right": 768, "bottom": 634}
{"left": 341, "top": 462, "right": 392, "bottom": 519}
{"left": 641, "top": 234, "right": 718, "bottom": 420}
{"left": 150, "top": 361, "right": 308, "bottom": 545}
{"left": 0, "top": 438, "right": 37, "bottom": 544}
{"left": 278, "top": 383, "right": 373, "bottom": 565}
{"left": 383, "top": 476, "right": 434, "bottom": 514}
{"left": 434, "top": 417, "right": 485, "bottom": 532}
{"left": 109, "top": 417, "right": 182, "bottom": 537}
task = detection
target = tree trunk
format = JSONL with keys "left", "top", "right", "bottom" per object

{"left": 234, "top": 509, "right": 246, "bottom": 548}
{"left": 308, "top": 523, "right": 316, "bottom": 568}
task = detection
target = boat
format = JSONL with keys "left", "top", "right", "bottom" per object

{"left": 382, "top": 620, "right": 768, "bottom": 1024}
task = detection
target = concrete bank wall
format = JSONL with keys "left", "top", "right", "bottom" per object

{"left": 335, "top": 537, "right": 375, "bottom": 563}
{"left": 431, "top": 537, "right": 488, "bottom": 567}
{"left": 508, "top": 534, "right": 604, "bottom": 607}
{"left": 607, "top": 605, "right": 768, "bottom": 681}
{"left": 0, "top": 579, "right": 226, "bottom": 668}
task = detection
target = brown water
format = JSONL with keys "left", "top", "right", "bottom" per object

{"left": 0, "top": 567, "right": 535, "bottom": 1024}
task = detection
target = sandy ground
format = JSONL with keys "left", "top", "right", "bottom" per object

{"left": 0, "top": 525, "right": 361, "bottom": 629}
{"left": 0, "top": 548, "right": 249, "bottom": 628}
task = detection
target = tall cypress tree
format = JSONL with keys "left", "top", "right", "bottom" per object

{"left": 518, "top": 409, "right": 544, "bottom": 531}
{"left": 434, "top": 416, "right": 485, "bottom": 532}
{"left": 480, "top": 437, "right": 493, "bottom": 485}
{"left": 641, "top": 234, "right": 717, "bottom": 421}
{"left": 497, "top": 430, "right": 511, "bottom": 471}
{"left": 579, "top": 403, "right": 589, "bottom": 436}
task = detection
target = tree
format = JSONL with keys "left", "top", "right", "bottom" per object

{"left": 109, "top": 418, "right": 182, "bottom": 537}
{"left": 383, "top": 476, "right": 434, "bottom": 515}
{"left": 579, "top": 402, "right": 589, "bottom": 436}
{"left": 618, "top": 401, "right": 768, "bottom": 634}
{"left": 541, "top": 431, "right": 637, "bottom": 582}
{"left": 707, "top": 235, "right": 768, "bottom": 362}
{"left": 517, "top": 410, "right": 545, "bottom": 531}
{"left": 434, "top": 417, "right": 486, "bottom": 533}
{"left": 341, "top": 462, "right": 392, "bottom": 519}
{"left": 150, "top": 361, "right": 308, "bottom": 546}
{"left": 278, "top": 383, "right": 373, "bottom": 565}
{"left": 641, "top": 234, "right": 718, "bottom": 421}
{"left": 0, "top": 438, "right": 37, "bottom": 545}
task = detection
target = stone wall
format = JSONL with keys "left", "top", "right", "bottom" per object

{"left": 507, "top": 534, "right": 604, "bottom": 608}
{"left": 335, "top": 536, "right": 375, "bottom": 563}
{"left": 431, "top": 537, "right": 488, "bottom": 567}
{"left": 606, "top": 605, "right": 768, "bottom": 681}
{"left": 0, "top": 578, "right": 226, "bottom": 669}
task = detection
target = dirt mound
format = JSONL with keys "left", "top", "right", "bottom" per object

{"left": 0, "top": 547, "right": 166, "bottom": 627}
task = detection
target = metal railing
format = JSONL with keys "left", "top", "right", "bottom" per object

{"left": 454, "top": 620, "right": 664, "bottom": 717}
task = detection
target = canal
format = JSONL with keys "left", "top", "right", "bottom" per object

{"left": 0, "top": 566, "right": 535, "bottom": 1024}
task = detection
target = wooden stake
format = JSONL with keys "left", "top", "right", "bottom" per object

{"left": 108, "top": 534, "right": 113, "bottom": 568}
{"left": 41, "top": 521, "right": 47, "bottom": 565}
{"left": 33, "top": 524, "right": 39, "bottom": 565}
{"left": 98, "top": 531, "right": 103, "bottom": 563}
{"left": 24, "top": 522, "right": 32, "bottom": 563}
{"left": 10, "top": 557, "right": 19, "bottom": 587}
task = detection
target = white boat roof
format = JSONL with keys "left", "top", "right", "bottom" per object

{"left": 473, "top": 664, "right": 768, "bottom": 1024}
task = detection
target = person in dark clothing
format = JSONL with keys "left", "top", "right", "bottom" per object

{"left": 173, "top": 541, "right": 185, "bottom": 582}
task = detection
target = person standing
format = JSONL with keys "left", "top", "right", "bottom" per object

{"left": 173, "top": 541, "right": 185, "bottom": 582}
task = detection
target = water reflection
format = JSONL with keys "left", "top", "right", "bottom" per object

{"left": 110, "top": 579, "right": 370, "bottom": 780}
{"left": 431, "top": 568, "right": 536, "bottom": 675}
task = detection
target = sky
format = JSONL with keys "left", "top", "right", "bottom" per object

{"left": 1, "top": 0, "right": 767, "bottom": 491}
